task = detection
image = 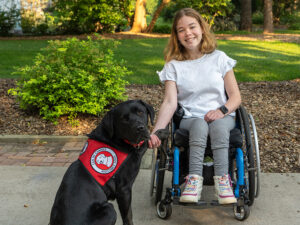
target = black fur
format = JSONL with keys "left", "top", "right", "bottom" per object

{"left": 49, "top": 100, "right": 167, "bottom": 225}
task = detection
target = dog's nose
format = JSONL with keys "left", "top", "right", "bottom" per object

{"left": 137, "top": 125, "right": 145, "bottom": 132}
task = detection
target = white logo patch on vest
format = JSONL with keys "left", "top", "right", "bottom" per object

{"left": 91, "top": 148, "right": 118, "bottom": 174}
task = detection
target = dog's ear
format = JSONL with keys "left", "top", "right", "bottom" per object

{"left": 139, "top": 100, "right": 155, "bottom": 125}
{"left": 101, "top": 109, "right": 114, "bottom": 138}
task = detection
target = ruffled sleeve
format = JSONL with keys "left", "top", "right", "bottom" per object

{"left": 219, "top": 52, "right": 237, "bottom": 78}
{"left": 156, "top": 62, "right": 177, "bottom": 83}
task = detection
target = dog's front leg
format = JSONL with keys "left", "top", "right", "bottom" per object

{"left": 116, "top": 189, "right": 134, "bottom": 225}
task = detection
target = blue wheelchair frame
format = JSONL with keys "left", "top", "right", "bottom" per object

{"left": 171, "top": 138, "right": 245, "bottom": 199}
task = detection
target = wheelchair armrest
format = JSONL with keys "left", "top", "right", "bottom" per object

{"left": 173, "top": 105, "right": 184, "bottom": 129}
{"left": 229, "top": 128, "right": 243, "bottom": 148}
{"left": 174, "top": 128, "right": 189, "bottom": 148}
{"left": 154, "top": 129, "right": 169, "bottom": 141}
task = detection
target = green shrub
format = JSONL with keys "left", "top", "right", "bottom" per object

{"left": 252, "top": 11, "right": 264, "bottom": 25}
{"left": 20, "top": 12, "right": 35, "bottom": 34}
{"left": 153, "top": 24, "right": 172, "bottom": 34}
{"left": 8, "top": 36, "right": 131, "bottom": 123}
{"left": 212, "top": 17, "right": 238, "bottom": 31}
{"left": 0, "top": 5, "right": 19, "bottom": 36}
{"left": 288, "top": 22, "right": 300, "bottom": 30}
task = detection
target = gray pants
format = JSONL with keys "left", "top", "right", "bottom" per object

{"left": 179, "top": 116, "right": 235, "bottom": 176}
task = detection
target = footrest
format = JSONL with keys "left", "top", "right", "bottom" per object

{"left": 173, "top": 199, "right": 233, "bottom": 208}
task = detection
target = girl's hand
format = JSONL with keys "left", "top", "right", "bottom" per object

{"left": 204, "top": 109, "right": 224, "bottom": 122}
{"left": 148, "top": 134, "right": 161, "bottom": 149}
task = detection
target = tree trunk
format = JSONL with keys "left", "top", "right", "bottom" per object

{"left": 263, "top": 0, "right": 273, "bottom": 33}
{"left": 130, "top": 0, "right": 147, "bottom": 33}
{"left": 146, "top": 0, "right": 171, "bottom": 33}
{"left": 240, "top": 0, "right": 252, "bottom": 31}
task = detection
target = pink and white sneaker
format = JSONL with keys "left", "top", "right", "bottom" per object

{"left": 214, "top": 174, "right": 237, "bottom": 204}
{"left": 179, "top": 174, "right": 203, "bottom": 203}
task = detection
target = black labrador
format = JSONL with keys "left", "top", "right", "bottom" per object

{"left": 49, "top": 100, "right": 168, "bottom": 225}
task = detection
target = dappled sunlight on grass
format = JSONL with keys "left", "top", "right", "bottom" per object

{"left": 234, "top": 53, "right": 267, "bottom": 59}
{"left": 274, "top": 59, "right": 300, "bottom": 65}
{"left": 142, "top": 58, "right": 165, "bottom": 66}
{"left": 0, "top": 38, "right": 298, "bottom": 83}
{"left": 218, "top": 40, "right": 299, "bottom": 82}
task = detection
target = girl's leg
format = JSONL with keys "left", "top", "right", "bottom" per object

{"left": 179, "top": 118, "right": 208, "bottom": 203}
{"left": 180, "top": 118, "right": 209, "bottom": 176}
{"left": 209, "top": 116, "right": 236, "bottom": 204}
{"left": 209, "top": 116, "right": 235, "bottom": 176}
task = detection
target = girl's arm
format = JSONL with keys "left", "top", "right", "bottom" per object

{"left": 204, "top": 69, "right": 241, "bottom": 122}
{"left": 223, "top": 69, "right": 242, "bottom": 113}
{"left": 148, "top": 81, "right": 178, "bottom": 148}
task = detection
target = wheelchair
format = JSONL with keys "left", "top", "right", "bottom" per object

{"left": 149, "top": 105, "right": 261, "bottom": 221}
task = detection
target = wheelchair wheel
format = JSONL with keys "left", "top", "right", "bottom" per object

{"left": 156, "top": 201, "right": 172, "bottom": 220}
{"left": 233, "top": 204, "right": 250, "bottom": 221}
{"left": 248, "top": 113, "right": 261, "bottom": 198}
{"left": 155, "top": 139, "right": 167, "bottom": 204}
{"left": 239, "top": 106, "right": 255, "bottom": 206}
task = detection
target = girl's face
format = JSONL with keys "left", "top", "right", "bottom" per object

{"left": 176, "top": 16, "right": 203, "bottom": 53}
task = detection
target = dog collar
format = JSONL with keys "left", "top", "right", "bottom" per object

{"left": 123, "top": 139, "right": 145, "bottom": 149}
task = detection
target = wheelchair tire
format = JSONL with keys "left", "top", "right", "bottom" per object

{"left": 156, "top": 201, "right": 172, "bottom": 220}
{"left": 239, "top": 106, "right": 255, "bottom": 206}
{"left": 155, "top": 139, "right": 167, "bottom": 205}
{"left": 233, "top": 204, "right": 250, "bottom": 221}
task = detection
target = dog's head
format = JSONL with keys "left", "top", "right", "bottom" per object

{"left": 88, "top": 100, "right": 154, "bottom": 145}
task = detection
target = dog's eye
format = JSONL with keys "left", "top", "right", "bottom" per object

{"left": 137, "top": 111, "right": 144, "bottom": 116}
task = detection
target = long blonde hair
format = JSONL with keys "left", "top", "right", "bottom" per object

{"left": 164, "top": 8, "right": 217, "bottom": 62}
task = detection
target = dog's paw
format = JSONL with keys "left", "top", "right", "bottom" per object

{"left": 154, "top": 129, "right": 169, "bottom": 140}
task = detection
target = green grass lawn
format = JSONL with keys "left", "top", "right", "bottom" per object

{"left": 0, "top": 38, "right": 299, "bottom": 84}
{"left": 0, "top": 40, "right": 48, "bottom": 78}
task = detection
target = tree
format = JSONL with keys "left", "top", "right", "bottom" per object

{"left": 130, "top": 0, "right": 147, "bottom": 32}
{"left": 240, "top": 0, "right": 252, "bottom": 31}
{"left": 263, "top": 0, "right": 273, "bottom": 33}
{"left": 146, "top": 0, "right": 171, "bottom": 33}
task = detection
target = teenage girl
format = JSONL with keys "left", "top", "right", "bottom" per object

{"left": 148, "top": 8, "right": 241, "bottom": 204}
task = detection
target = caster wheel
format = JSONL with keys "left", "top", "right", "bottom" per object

{"left": 233, "top": 204, "right": 250, "bottom": 221}
{"left": 156, "top": 201, "right": 172, "bottom": 220}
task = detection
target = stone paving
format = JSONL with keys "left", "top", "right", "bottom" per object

{"left": 0, "top": 135, "right": 153, "bottom": 169}
{"left": 0, "top": 137, "right": 86, "bottom": 167}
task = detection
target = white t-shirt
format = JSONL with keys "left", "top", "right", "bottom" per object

{"left": 157, "top": 50, "right": 236, "bottom": 119}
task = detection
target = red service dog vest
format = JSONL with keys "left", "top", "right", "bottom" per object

{"left": 79, "top": 139, "right": 128, "bottom": 186}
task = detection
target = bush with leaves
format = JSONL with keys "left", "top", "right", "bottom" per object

{"left": 52, "top": 0, "right": 134, "bottom": 34}
{"left": 0, "top": 4, "right": 19, "bottom": 36}
{"left": 9, "top": 36, "right": 131, "bottom": 123}
{"left": 161, "top": 0, "right": 234, "bottom": 28}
